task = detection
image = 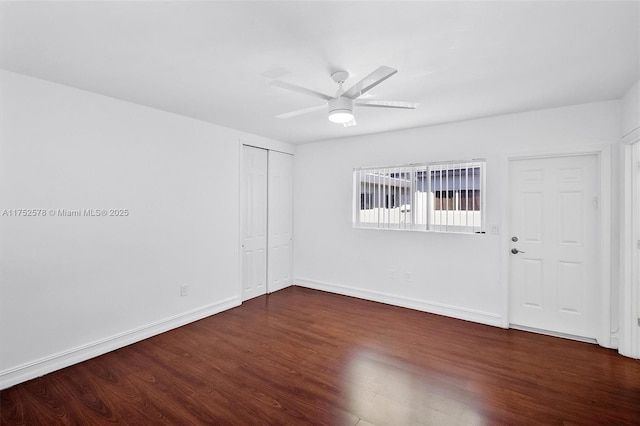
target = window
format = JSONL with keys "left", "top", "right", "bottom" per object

{"left": 353, "top": 160, "right": 485, "bottom": 233}
{"left": 353, "top": 166, "right": 414, "bottom": 230}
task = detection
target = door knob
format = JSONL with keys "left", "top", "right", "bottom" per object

{"left": 511, "top": 248, "right": 525, "bottom": 254}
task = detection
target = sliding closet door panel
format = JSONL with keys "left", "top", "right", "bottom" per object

{"left": 268, "top": 151, "right": 293, "bottom": 293}
{"left": 241, "top": 146, "right": 268, "bottom": 301}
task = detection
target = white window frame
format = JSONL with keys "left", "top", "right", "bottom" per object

{"left": 353, "top": 160, "right": 486, "bottom": 234}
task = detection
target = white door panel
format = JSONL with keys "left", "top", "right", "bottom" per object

{"left": 634, "top": 142, "right": 640, "bottom": 355}
{"left": 509, "top": 155, "right": 598, "bottom": 339}
{"left": 241, "top": 146, "right": 268, "bottom": 301}
{"left": 268, "top": 151, "right": 293, "bottom": 293}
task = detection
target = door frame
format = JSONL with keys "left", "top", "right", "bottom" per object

{"left": 500, "top": 145, "right": 612, "bottom": 348}
{"left": 619, "top": 129, "right": 640, "bottom": 358}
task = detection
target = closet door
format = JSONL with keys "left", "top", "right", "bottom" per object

{"left": 241, "top": 146, "right": 268, "bottom": 301}
{"left": 267, "top": 151, "right": 293, "bottom": 293}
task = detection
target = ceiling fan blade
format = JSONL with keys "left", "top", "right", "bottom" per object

{"left": 343, "top": 117, "right": 357, "bottom": 127}
{"left": 355, "top": 100, "right": 419, "bottom": 109}
{"left": 271, "top": 80, "right": 332, "bottom": 101}
{"left": 342, "top": 66, "right": 398, "bottom": 100}
{"left": 276, "top": 104, "right": 326, "bottom": 119}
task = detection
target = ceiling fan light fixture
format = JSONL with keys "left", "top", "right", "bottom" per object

{"left": 328, "top": 97, "right": 353, "bottom": 124}
{"left": 328, "top": 110, "right": 354, "bottom": 124}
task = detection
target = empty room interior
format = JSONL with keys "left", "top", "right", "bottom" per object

{"left": 1, "top": 1, "right": 640, "bottom": 425}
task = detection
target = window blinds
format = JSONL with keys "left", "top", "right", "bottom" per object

{"left": 353, "top": 160, "right": 485, "bottom": 234}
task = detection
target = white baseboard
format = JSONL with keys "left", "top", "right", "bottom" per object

{"left": 295, "top": 278, "right": 502, "bottom": 327}
{"left": 509, "top": 324, "right": 598, "bottom": 344}
{"left": 0, "top": 296, "right": 241, "bottom": 390}
{"left": 268, "top": 281, "right": 293, "bottom": 294}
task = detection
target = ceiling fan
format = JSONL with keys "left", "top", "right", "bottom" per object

{"left": 271, "top": 66, "right": 419, "bottom": 127}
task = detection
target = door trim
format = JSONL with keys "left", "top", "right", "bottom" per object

{"left": 619, "top": 130, "right": 640, "bottom": 358}
{"left": 238, "top": 141, "right": 244, "bottom": 301}
{"left": 501, "top": 145, "right": 611, "bottom": 348}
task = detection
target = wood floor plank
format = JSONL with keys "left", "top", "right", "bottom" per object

{"left": 2, "top": 286, "right": 639, "bottom": 425}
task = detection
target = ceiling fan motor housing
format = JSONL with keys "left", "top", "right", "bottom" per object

{"left": 328, "top": 96, "right": 353, "bottom": 115}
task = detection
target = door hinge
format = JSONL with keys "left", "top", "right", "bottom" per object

{"left": 593, "top": 196, "right": 598, "bottom": 209}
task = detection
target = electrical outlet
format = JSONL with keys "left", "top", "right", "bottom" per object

{"left": 405, "top": 272, "right": 413, "bottom": 282}
{"left": 180, "top": 284, "right": 188, "bottom": 297}
{"left": 387, "top": 269, "right": 396, "bottom": 280}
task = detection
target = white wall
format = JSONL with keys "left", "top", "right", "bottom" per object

{"left": 0, "top": 70, "right": 289, "bottom": 388}
{"left": 294, "top": 101, "right": 621, "bottom": 329}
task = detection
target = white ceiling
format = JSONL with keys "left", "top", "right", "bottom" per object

{"left": 1, "top": 1, "right": 638, "bottom": 144}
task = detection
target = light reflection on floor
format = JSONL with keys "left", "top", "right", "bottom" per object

{"left": 343, "top": 350, "right": 486, "bottom": 426}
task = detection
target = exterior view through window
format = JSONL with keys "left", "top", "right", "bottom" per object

{"left": 353, "top": 160, "right": 485, "bottom": 233}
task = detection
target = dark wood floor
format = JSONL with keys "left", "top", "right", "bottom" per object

{"left": 2, "top": 286, "right": 639, "bottom": 425}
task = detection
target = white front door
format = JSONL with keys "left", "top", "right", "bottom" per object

{"left": 268, "top": 151, "right": 293, "bottom": 293}
{"left": 509, "top": 154, "right": 599, "bottom": 339}
{"left": 241, "top": 146, "right": 268, "bottom": 301}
